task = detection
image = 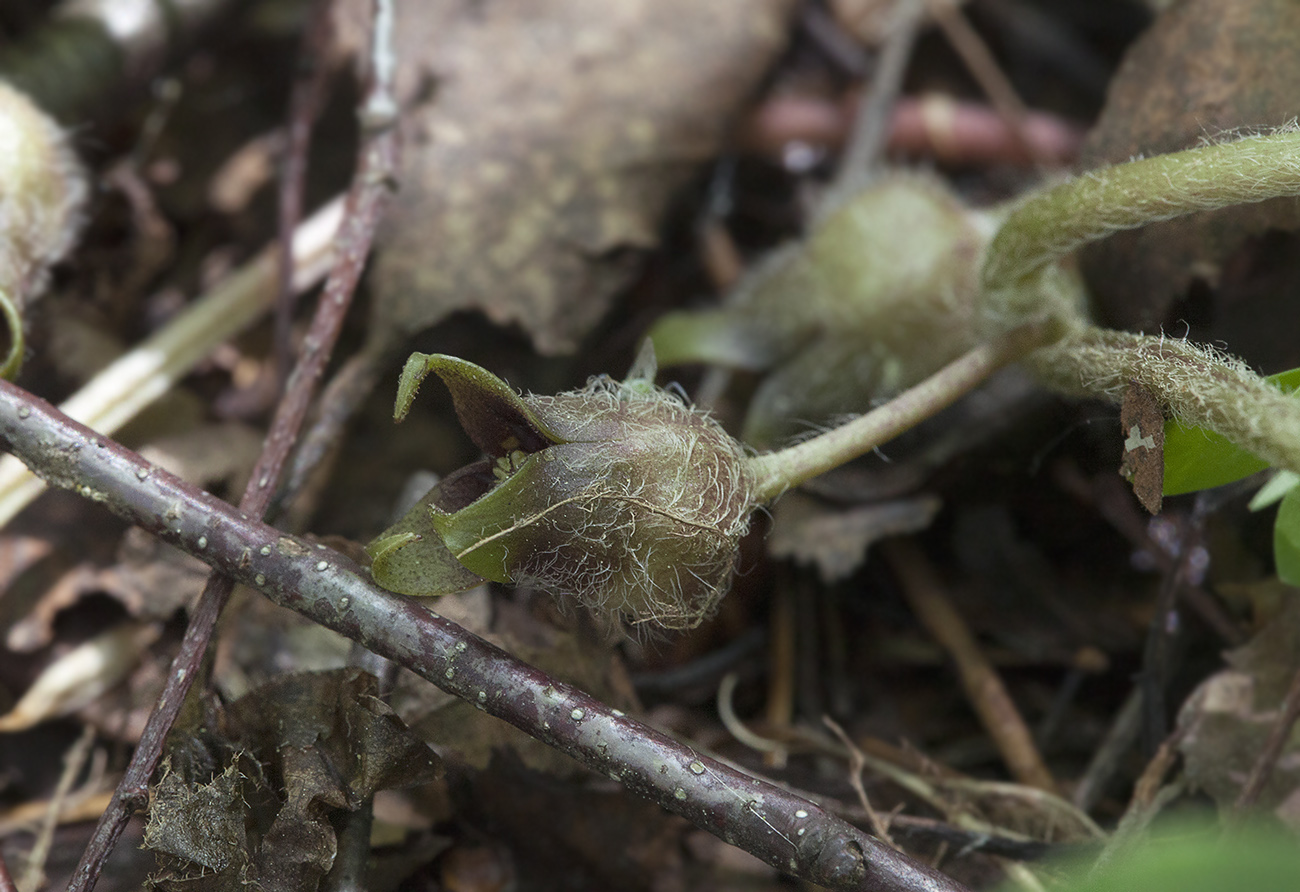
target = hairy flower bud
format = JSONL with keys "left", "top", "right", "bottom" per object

{"left": 0, "top": 80, "right": 87, "bottom": 379}
{"left": 367, "top": 351, "right": 757, "bottom": 629}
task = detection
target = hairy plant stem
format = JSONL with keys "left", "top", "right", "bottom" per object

{"left": 748, "top": 320, "right": 1058, "bottom": 503}
{"left": 1026, "top": 323, "right": 1300, "bottom": 476}
{"left": 983, "top": 127, "right": 1300, "bottom": 289}
{"left": 0, "top": 381, "right": 971, "bottom": 892}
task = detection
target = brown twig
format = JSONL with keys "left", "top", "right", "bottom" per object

{"left": 64, "top": 1, "right": 401, "bottom": 886}
{"left": 21, "top": 725, "right": 96, "bottom": 890}
{"left": 1072, "top": 687, "right": 1141, "bottom": 814}
{"left": 0, "top": 850, "right": 14, "bottom": 892}
{"left": 926, "top": 0, "right": 1049, "bottom": 170}
{"left": 740, "top": 93, "right": 1084, "bottom": 168}
{"left": 824, "top": 716, "right": 898, "bottom": 849}
{"left": 883, "top": 538, "right": 1058, "bottom": 793}
{"left": 1234, "top": 662, "right": 1300, "bottom": 813}
{"left": 0, "top": 386, "right": 971, "bottom": 892}
{"left": 1090, "top": 722, "right": 1187, "bottom": 875}
{"left": 836, "top": 0, "right": 926, "bottom": 193}
{"left": 275, "top": 0, "right": 338, "bottom": 391}
{"left": 1129, "top": 722, "right": 1187, "bottom": 816}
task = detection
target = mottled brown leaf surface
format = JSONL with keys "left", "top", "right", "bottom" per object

{"left": 146, "top": 669, "right": 442, "bottom": 891}
{"left": 769, "top": 490, "right": 941, "bottom": 583}
{"left": 365, "top": 0, "right": 796, "bottom": 354}
{"left": 1179, "top": 596, "right": 1300, "bottom": 829}
{"left": 1119, "top": 380, "right": 1164, "bottom": 514}
{"left": 1080, "top": 0, "right": 1300, "bottom": 333}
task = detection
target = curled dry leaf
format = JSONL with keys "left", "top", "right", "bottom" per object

{"left": 352, "top": 0, "right": 797, "bottom": 355}
{"left": 0, "top": 621, "right": 161, "bottom": 732}
{"left": 1178, "top": 595, "right": 1300, "bottom": 829}
{"left": 768, "top": 490, "right": 942, "bottom": 583}
{"left": 1080, "top": 0, "right": 1300, "bottom": 333}
{"left": 147, "top": 669, "right": 442, "bottom": 889}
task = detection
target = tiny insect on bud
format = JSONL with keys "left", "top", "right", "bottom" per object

{"left": 367, "top": 347, "right": 758, "bottom": 629}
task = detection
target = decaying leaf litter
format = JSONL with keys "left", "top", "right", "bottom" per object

{"left": 2, "top": 0, "right": 1300, "bottom": 890}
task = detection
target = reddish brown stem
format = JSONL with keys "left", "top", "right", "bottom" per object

{"left": 0, "top": 392, "right": 970, "bottom": 892}
{"left": 275, "top": 0, "right": 338, "bottom": 389}
{"left": 65, "top": 3, "right": 400, "bottom": 886}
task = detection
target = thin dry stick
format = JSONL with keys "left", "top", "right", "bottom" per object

{"left": 1234, "top": 662, "right": 1300, "bottom": 813}
{"left": 275, "top": 0, "right": 338, "bottom": 390}
{"left": 717, "top": 672, "right": 782, "bottom": 754}
{"left": 1072, "top": 688, "right": 1142, "bottom": 814}
{"left": 765, "top": 575, "right": 797, "bottom": 769}
{"left": 0, "top": 852, "right": 13, "bottom": 892}
{"left": 0, "top": 386, "right": 972, "bottom": 892}
{"left": 66, "top": 2, "right": 400, "bottom": 886}
{"left": 824, "top": 716, "right": 898, "bottom": 848}
{"left": 837, "top": 0, "right": 926, "bottom": 193}
{"left": 927, "top": 0, "right": 1048, "bottom": 169}
{"left": 19, "top": 725, "right": 95, "bottom": 892}
{"left": 1129, "top": 723, "right": 1188, "bottom": 817}
{"left": 1089, "top": 723, "right": 1187, "bottom": 875}
{"left": 883, "top": 538, "right": 1058, "bottom": 793}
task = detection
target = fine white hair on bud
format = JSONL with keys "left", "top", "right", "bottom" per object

{"left": 0, "top": 80, "right": 88, "bottom": 379}
{"left": 509, "top": 376, "right": 756, "bottom": 630}
{"left": 367, "top": 352, "right": 759, "bottom": 630}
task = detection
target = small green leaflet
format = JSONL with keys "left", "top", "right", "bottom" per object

{"left": 1276, "top": 486, "right": 1300, "bottom": 587}
{"left": 1162, "top": 365, "right": 1300, "bottom": 585}
{"left": 1163, "top": 366, "right": 1300, "bottom": 495}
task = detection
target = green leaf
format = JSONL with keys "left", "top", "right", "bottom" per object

{"left": 394, "top": 353, "right": 566, "bottom": 455}
{"left": 648, "top": 309, "right": 792, "bottom": 371}
{"left": 366, "top": 484, "right": 485, "bottom": 597}
{"left": 1163, "top": 367, "right": 1300, "bottom": 496}
{"left": 1249, "top": 470, "right": 1300, "bottom": 511}
{"left": 429, "top": 453, "right": 561, "bottom": 585}
{"left": 1038, "top": 826, "right": 1300, "bottom": 892}
{"left": 1274, "top": 485, "right": 1300, "bottom": 586}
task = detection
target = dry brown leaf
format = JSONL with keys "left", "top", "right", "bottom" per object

{"left": 148, "top": 669, "right": 442, "bottom": 890}
{"left": 1178, "top": 593, "right": 1300, "bottom": 829}
{"left": 769, "top": 490, "right": 942, "bottom": 583}
{"left": 0, "top": 622, "right": 160, "bottom": 732}
{"left": 8, "top": 529, "right": 210, "bottom": 654}
{"left": 1119, "top": 380, "right": 1164, "bottom": 514}
{"left": 360, "top": 0, "right": 796, "bottom": 354}
{"left": 1080, "top": 0, "right": 1300, "bottom": 333}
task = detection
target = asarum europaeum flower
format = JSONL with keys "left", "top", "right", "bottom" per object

{"left": 365, "top": 349, "right": 757, "bottom": 629}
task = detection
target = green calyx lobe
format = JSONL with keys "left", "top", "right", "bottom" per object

{"left": 368, "top": 354, "right": 570, "bottom": 596}
{"left": 395, "top": 353, "right": 567, "bottom": 455}
{"left": 367, "top": 351, "right": 759, "bottom": 629}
